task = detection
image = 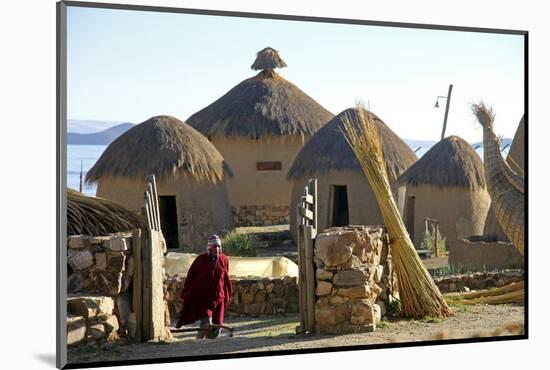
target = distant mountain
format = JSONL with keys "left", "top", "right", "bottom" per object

{"left": 404, "top": 138, "right": 513, "bottom": 159}
{"left": 68, "top": 123, "right": 135, "bottom": 145}
{"left": 404, "top": 139, "right": 437, "bottom": 153}
{"left": 67, "top": 119, "right": 128, "bottom": 134}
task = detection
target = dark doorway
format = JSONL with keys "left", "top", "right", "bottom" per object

{"left": 405, "top": 195, "right": 415, "bottom": 241}
{"left": 331, "top": 185, "right": 349, "bottom": 227}
{"left": 159, "top": 196, "right": 179, "bottom": 250}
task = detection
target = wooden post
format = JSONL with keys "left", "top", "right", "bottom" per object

{"left": 434, "top": 222, "right": 439, "bottom": 257}
{"left": 150, "top": 175, "right": 161, "bottom": 232}
{"left": 296, "top": 225, "right": 307, "bottom": 334}
{"left": 304, "top": 225, "right": 315, "bottom": 333}
{"left": 132, "top": 229, "right": 142, "bottom": 342}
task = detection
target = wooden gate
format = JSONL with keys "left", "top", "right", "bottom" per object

{"left": 296, "top": 179, "right": 317, "bottom": 334}
{"left": 132, "top": 175, "right": 168, "bottom": 341}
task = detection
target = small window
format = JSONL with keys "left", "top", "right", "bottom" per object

{"left": 256, "top": 161, "right": 282, "bottom": 171}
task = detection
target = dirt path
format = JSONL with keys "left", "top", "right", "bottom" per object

{"left": 68, "top": 303, "right": 524, "bottom": 365}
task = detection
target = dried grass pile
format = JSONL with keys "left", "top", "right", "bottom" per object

{"left": 446, "top": 281, "right": 524, "bottom": 305}
{"left": 67, "top": 188, "right": 144, "bottom": 236}
{"left": 342, "top": 102, "right": 452, "bottom": 318}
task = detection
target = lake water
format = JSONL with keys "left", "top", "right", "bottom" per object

{"left": 66, "top": 144, "right": 503, "bottom": 197}
{"left": 67, "top": 145, "right": 107, "bottom": 196}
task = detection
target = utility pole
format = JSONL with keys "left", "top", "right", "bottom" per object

{"left": 440, "top": 84, "right": 453, "bottom": 141}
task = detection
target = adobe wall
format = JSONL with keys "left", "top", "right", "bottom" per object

{"left": 449, "top": 237, "right": 524, "bottom": 271}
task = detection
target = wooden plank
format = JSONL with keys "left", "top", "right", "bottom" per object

{"left": 304, "top": 226, "right": 316, "bottom": 333}
{"left": 150, "top": 175, "right": 161, "bottom": 232}
{"left": 150, "top": 230, "right": 166, "bottom": 338}
{"left": 299, "top": 207, "right": 314, "bottom": 222}
{"left": 131, "top": 229, "right": 142, "bottom": 342}
{"left": 312, "top": 179, "right": 318, "bottom": 232}
{"left": 142, "top": 228, "right": 151, "bottom": 340}
{"left": 296, "top": 225, "right": 307, "bottom": 333}
{"left": 301, "top": 193, "right": 314, "bottom": 205}
{"left": 146, "top": 182, "right": 157, "bottom": 231}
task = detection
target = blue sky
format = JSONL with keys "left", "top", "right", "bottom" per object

{"left": 67, "top": 6, "right": 524, "bottom": 142}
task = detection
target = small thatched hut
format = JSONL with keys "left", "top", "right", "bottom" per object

{"left": 186, "top": 47, "right": 334, "bottom": 226}
{"left": 483, "top": 115, "right": 525, "bottom": 241}
{"left": 397, "top": 135, "right": 490, "bottom": 247}
{"left": 287, "top": 108, "right": 417, "bottom": 238}
{"left": 86, "top": 115, "right": 234, "bottom": 253}
{"left": 67, "top": 188, "right": 144, "bottom": 236}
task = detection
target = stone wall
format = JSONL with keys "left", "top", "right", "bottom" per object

{"left": 67, "top": 233, "right": 135, "bottom": 346}
{"left": 449, "top": 236, "right": 524, "bottom": 271}
{"left": 313, "top": 226, "right": 395, "bottom": 334}
{"left": 434, "top": 271, "right": 524, "bottom": 293}
{"left": 232, "top": 205, "right": 290, "bottom": 226}
{"left": 164, "top": 274, "right": 299, "bottom": 320}
{"left": 66, "top": 296, "right": 120, "bottom": 347}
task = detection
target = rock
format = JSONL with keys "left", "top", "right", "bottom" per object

{"left": 67, "top": 296, "right": 114, "bottom": 318}
{"left": 330, "top": 295, "right": 348, "bottom": 305}
{"left": 87, "top": 324, "right": 106, "bottom": 341}
{"left": 315, "top": 232, "right": 353, "bottom": 267}
{"left": 373, "top": 304, "right": 382, "bottom": 323}
{"left": 94, "top": 271, "right": 123, "bottom": 295}
{"left": 116, "top": 293, "right": 131, "bottom": 329}
{"left": 102, "top": 314, "right": 120, "bottom": 334}
{"left": 68, "top": 236, "right": 88, "bottom": 249}
{"left": 316, "top": 281, "right": 333, "bottom": 296}
{"left": 316, "top": 268, "right": 333, "bottom": 281}
{"left": 448, "top": 283, "right": 457, "bottom": 292}
{"left": 106, "top": 237, "right": 128, "bottom": 252}
{"left": 315, "top": 303, "right": 350, "bottom": 326}
{"left": 89, "top": 236, "right": 111, "bottom": 245}
{"left": 67, "top": 272, "right": 85, "bottom": 293}
{"left": 376, "top": 300, "right": 386, "bottom": 317}
{"left": 265, "top": 283, "right": 275, "bottom": 294}
{"left": 245, "top": 303, "right": 266, "bottom": 316}
{"left": 342, "top": 255, "right": 363, "bottom": 270}
{"left": 351, "top": 300, "right": 375, "bottom": 325}
{"left": 241, "top": 291, "right": 255, "bottom": 305}
{"left": 107, "top": 253, "right": 126, "bottom": 271}
{"left": 337, "top": 285, "right": 370, "bottom": 299}
{"left": 67, "top": 316, "right": 87, "bottom": 346}
{"left": 94, "top": 253, "right": 107, "bottom": 271}
{"left": 333, "top": 270, "right": 368, "bottom": 286}
{"left": 126, "top": 313, "right": 137, "bottom": 339}
{"left": 255, "top": 290, "right": 267, "bottom": 303}
{"left": 373, "top": 265, "right": 384, "bottom": 283}
{"left": 68, "top": 249, "right": 94, "bottom": 271}
{"left": 273, "top": 283, "right": 285, "bottom": 298}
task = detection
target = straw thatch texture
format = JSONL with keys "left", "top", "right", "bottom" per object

{"left": 67, "top": 188, "right": 144, "bottom": 236}
{"left": 251, "top": 47, "right": 288, "bottom": 70}
{"left": 287, "top": 108, "right": 417, "bottom": 180}
{"left": 186, "top": 70, "right": 333, "bottom": 139}
{"left": 397, "top": 135, "right": 486, "bottom": 190}
{"left": 86, "top": 115, "right": 229, "bottom": 184}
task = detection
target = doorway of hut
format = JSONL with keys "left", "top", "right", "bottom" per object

{"left": 330, "top": 185, "right": 349, "bottom": 227}
{"left": 405, "top": 195, "right": 415, "bottom": 243}
{"left": 158, "top": 195, "right": 179, "bottom": 250}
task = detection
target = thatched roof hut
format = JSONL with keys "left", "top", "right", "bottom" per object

{"left": 397, "top": 135, "right": 490, "bottom": 246}
{"left": 288, "top": 107, "right": 417, "bottom": 238}
{"left": 67, "top": 188, "right": 144, "bottom": 236}
{"left": 86, "top": 115, "right": 234, "bottom": 252}
{"left": 186, "top": 48, "right": 334, "bottom": 226}
{"left": 483, "top": 115, "right": 525, "bottom": 241}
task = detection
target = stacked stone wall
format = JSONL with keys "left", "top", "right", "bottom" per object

{"left": 232, "top": 205, "right": 290, "bottom": 226}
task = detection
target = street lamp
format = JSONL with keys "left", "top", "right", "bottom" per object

{"left": 434, "top": 84, "right": 453, "bottom": 141}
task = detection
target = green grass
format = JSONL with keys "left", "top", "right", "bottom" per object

{"left": 422, "top": 231, "right": 447, "bottom": 256}
{"left": 222, "top": 230, "right": 258, "bottom": 257}
{"left": 377, "top": 320, "right": 389, "bottom": 329}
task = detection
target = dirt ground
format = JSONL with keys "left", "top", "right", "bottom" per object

{"left": 68, "top": 303, "right": 524, "bottom": 365}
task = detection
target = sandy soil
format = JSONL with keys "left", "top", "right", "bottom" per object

{"left": 68, "top": 303, "right": 524, "bottom": 365}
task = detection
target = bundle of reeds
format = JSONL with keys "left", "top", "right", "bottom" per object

{"left": 446, "top": 281, "right": 524, "bottom": 305}
{"left": 342, "top": 103, "right": 452, "bottom": 318}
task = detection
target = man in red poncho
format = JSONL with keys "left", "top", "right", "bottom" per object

{"left": 175, "top": 234, "right": 231, "bottom": 339}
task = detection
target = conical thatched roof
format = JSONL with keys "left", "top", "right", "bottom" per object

{"left": 67, "top": 188, "right": 144, "bottom": 236}
{"left": 251, "top": 47, "right": 287, "bottom": 70}
{"left": 186, "top": 48, "right": 333, "bottom": 139}
{"left": 287, "top": 108, "right": 417, "bottom": 180}
{"left": 507, "top": 115, "right": 524, "bottom": 173}
{"left": 398, "top": 135, "right": 486, "bottom": 190}
{"left": 86, "top": 115, "right": 230, "bottom": 184}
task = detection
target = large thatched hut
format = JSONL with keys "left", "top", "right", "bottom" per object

{"left": 483, "top": 115, "right": 525, "bottom": 241}
{"left": 186, "top": 47, "right": 333, "bottom": 226}
{"left": 397, "top": 135, "right": 490, "bottom": 247}
{"left": 287, "top": 108, "right": 417, "bottom": 238}
{"left": 86, "top": 115, "right": 234, "bottom": 253}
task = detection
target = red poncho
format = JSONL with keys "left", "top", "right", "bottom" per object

{"left": 176, "top": 253, "right": 231, "bottom": 326}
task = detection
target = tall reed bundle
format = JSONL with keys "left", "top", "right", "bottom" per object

{"left": 342, "top": 103, "right": 452, "bottom": 318}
